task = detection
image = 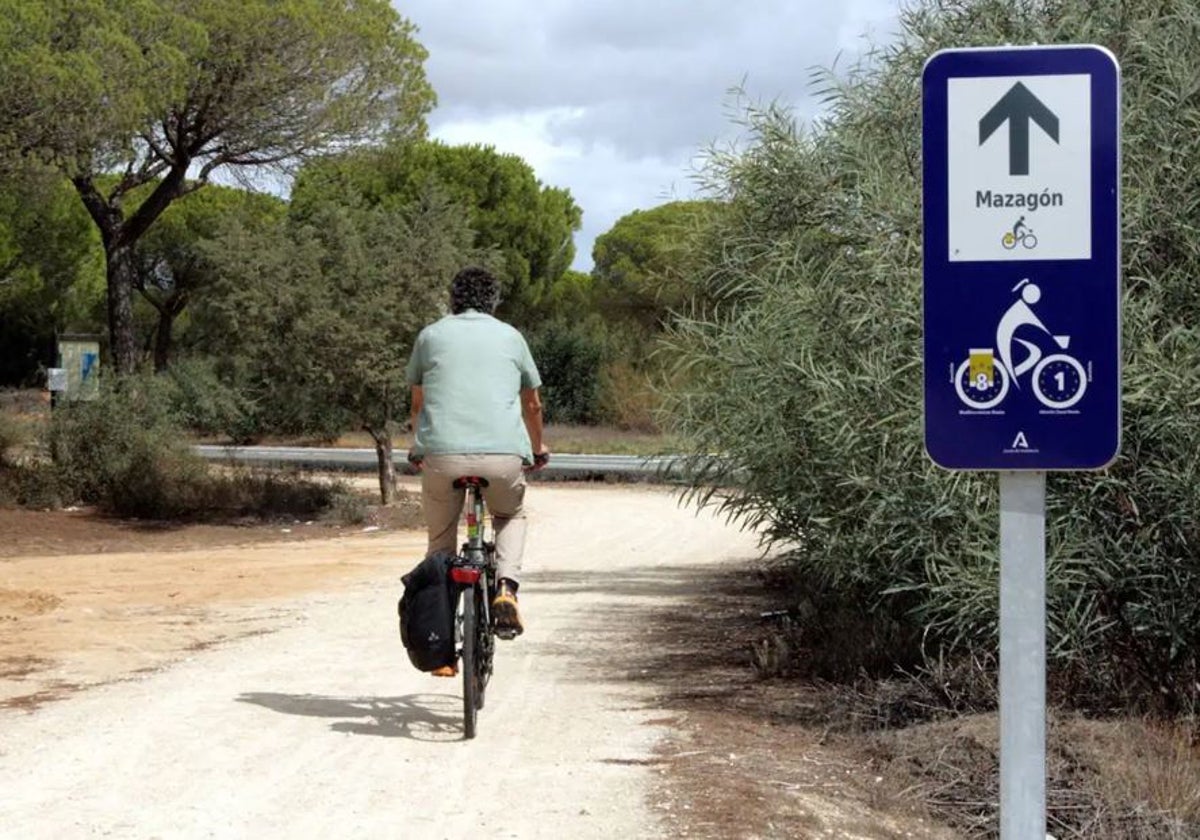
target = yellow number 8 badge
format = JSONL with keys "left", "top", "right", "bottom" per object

{"left": 968, "top": 348, "right": 995, "bottom": 389}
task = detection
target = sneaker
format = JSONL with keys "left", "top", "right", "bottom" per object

{"left": 431, "top": 664, "right": 457, "bottom": 677}
{"left": 492, "top": 582, "right": 524, "bottom": 639}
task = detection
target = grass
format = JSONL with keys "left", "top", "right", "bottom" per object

{"left": 0, "top": 389, "right": 48, "bottom": 463}
{"left": 541, "top": 424, "right": 675, "bottom": 456}
{"left": 662, "top": 561, "right": 1200, "bottom": 839}
{"left": 865, "top": 712, "right": 1200, "bottom": 838}
{"left": 1088, "top": 719, "right": 1200, "bottom": 827}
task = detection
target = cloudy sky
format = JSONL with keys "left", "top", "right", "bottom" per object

{"left": 395, "top": 1, "right": 904, "bottom": 270}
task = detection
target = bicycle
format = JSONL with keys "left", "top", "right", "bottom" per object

{"left": 444, "top": 452, "right": 549, "bottom": 739}
{"left": 1001, "top": 227, "right": 1038, "bottom": 249}
{"left": 447, "top": 475, "right": 499, "bottom": 740}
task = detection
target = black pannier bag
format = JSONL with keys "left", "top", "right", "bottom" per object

{"left": 398, "top": 550, "right": 458, "bottom": 672}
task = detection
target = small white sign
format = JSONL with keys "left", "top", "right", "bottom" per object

{"left": 47, "top": 368, "right": 67, "bottom": 392}
{"left": 948, "top": 74, "right": 1092, "bottom": 262}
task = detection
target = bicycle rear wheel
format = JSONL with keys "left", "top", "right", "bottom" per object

{"left": 461, "top": 588, "right": 479, "bottom": 739}
{"left": 474, "top": 585, "right": 493, "bottom": 710}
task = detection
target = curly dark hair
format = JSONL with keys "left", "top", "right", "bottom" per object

{"left": 449, "top": 266, "right": 500, "bottom": 314}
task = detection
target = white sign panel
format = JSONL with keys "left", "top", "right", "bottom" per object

{"left": 948, "top": 74, "right": 1092, "bottom": 262}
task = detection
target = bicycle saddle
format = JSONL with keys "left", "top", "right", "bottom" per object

{"left": 452, "top": 476, "right": 489, "bottom": 489}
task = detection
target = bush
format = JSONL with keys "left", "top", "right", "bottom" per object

{"left": 47, "top": 376, "right": 361, "bottom": 521}
{"left": 597, "top": 360, "right": 662, "bottom": 433}
{"left": 527, "top": 320, "right": 608, "bottom": 425}
{"left": 0, "top": 411, "right": 26, "bottom": 467}
{"left": 9, "top": 462, "right": 68, "bottom": 509}
{"left": 182, "top": 468, "right": 348, "bottom": 520}
{"left": 49, "top": 375, "right": 208, "bottom": 518}
{"left": 1, "top": 398, "right": 65, "bottom": 508}
{"left": 161, "top": 357, "right": 252, "bottom": 439}
{"left": 663, "top": 0, "right": 1200, "bottom": 713}
{"left": 327, "top": 488, "right": 369, "bottom": 525}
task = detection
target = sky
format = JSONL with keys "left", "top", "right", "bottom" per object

{"left": 395, "top": 1, "right": 904, "bottom": 271}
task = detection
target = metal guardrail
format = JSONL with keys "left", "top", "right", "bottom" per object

{"left": 191, "top": 445, "right": 689, "bottom": 481}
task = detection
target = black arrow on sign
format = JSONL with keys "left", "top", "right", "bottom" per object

{"left": 978, "top": 82, "right": 1059, "bottom": 176}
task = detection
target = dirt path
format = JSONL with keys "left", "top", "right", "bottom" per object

{"left": 0, "top": 484, "right": 765, "bottom": 838}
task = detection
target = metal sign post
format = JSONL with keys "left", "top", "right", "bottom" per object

{"left": 999, "top": 470, "right": 1046, "bottom": 838}
{"left": 922, "top": 45, "right": 1120, "bottom": 838}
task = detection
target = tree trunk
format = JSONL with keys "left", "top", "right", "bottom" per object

{"left": 153, "top": 307, "right": 176, "bottom": 373}
{"left": 106, "top": 243, "right": 139, "bottom": 375}
{"left": 73, "top": 166, "right": 191, "bottom": 378}
{"left": 368, "top": 428, "right": 395, "bottom": 506}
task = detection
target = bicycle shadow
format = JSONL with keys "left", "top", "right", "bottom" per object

{"left": 236, "top": 692, "right": 463, "bottom": 741}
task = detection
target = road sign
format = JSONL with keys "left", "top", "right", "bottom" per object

{"left": 979, "top": 81, "right": 1059, "bottom": 176}
{"left": 923, "top": 46, "right": 1120, "bottom": 470}
{"left": 47, "top": 368, "right": 67, "bottom": 392}
{"left": 57, "top": 337, "right": 101, "bottom": 402}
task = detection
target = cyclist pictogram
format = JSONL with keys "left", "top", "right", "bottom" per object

{"left": 1001, "top": 215, "right": 1039, "bottom": 250}
{"left": 954, "top": 279, "right": 1088, "bottom": 410}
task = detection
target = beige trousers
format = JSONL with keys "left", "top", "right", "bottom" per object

{"left": 420, "top": 454, "right": 528, "bottom": 584}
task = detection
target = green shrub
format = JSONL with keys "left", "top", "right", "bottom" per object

{"left": 0, "top": 411, "right": 26, "bottom": 467}
{"left": 48, "top": 376, "right": 359, "bottom": 520}
{"left": 598, "top": 360, "right": 662, "bottom": 432}
{"left": 528, "top": 320, "right": 608, "bottom": 425}
{"left": 327, "top": 488, "right": 369, "bottom": 525}
{"left": 161, "top": 357, "right": 251, "bottom": 439}
{"left": 1, "top": 401, "right": 64, "bottom": 508}
{"left": 183, "top": 468, "right": 343, "bottom": 519}
{"left": 10, "top": 462, "right": 68, "bottom": 509}
{"left": 664, "top": 0, "right": 1200, "bottom": 713}
{"left": 49, "top": 375, "right": 208, "bottom": 518}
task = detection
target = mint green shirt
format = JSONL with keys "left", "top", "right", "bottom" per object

{"left": 405, "top": 311, "right": 542, "bottom": 460}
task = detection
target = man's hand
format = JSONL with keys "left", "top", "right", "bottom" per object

{"left": 525, "top": 447, "right": 550, "bottom": 473}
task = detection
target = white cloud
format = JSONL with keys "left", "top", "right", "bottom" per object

{"left": 397, "top": 0, "right": 904, "bottom": 269}
{"left": 429, "top": 107, "right": 696, "bottom": 266}
{"left": 432, "top": 108, "right": 586, "bottom": 177}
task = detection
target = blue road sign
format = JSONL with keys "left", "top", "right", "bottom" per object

{"left": 922, "top": 46, "right": 1121, "bottom": 470}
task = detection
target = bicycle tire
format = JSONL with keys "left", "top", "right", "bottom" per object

{"left": 1031, "top": 353, "right": 1087, "bottom": 409}
{"left": 474, "top": 585, "right": 490, "bottom": 710}
{"left": 461, "top": 589, "right": 479, "bottom": 739}
{"left": 954, "top": 358, "right": 1009, "bottom": 409}
{"left": 480, "top": 545, "right": 499, "bottom": 693}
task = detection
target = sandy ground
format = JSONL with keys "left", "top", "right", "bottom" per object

{"left": 0, "top": 483, "right": 764, "bottom": 839}
{"left": 0, "top": 482, "right": 966, "bottom": 839}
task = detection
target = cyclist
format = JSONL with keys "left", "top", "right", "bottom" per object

{"left": 1011, "top": 215, "right": 1028, "bottom": 241}
{"left": 996, "top": 278, "right": 1052, "bottom": 384}
{"left": 405, "top": 266, "right": 549, "bottom": 656}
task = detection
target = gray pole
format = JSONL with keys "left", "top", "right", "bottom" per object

{"left": 999, "top": 470, "right": 1047, "bottom": 839}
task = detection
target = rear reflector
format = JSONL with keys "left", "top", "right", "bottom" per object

{"left": 450, "top": 567, "right": 482, "bottom": 584}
